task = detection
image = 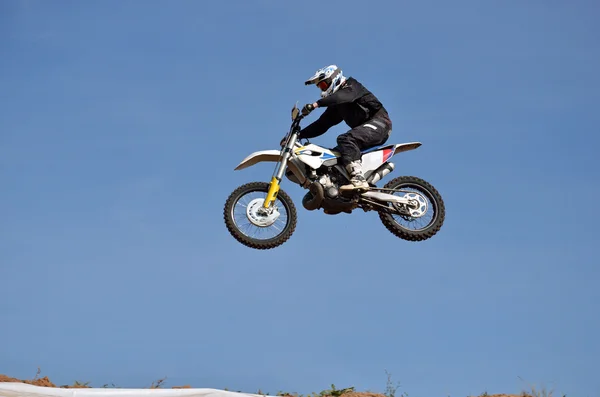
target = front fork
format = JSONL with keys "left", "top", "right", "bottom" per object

{"left": 263, "top": 132, "right": 298, "bottom": 209}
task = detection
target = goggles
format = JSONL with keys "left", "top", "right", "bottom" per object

{"left": 317, "top": 80, "right": 330, "bottom": 91}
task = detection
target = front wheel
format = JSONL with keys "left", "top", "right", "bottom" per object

{"left": 223, "top": 181, "right": 297, "bottom": 250}
{"left": 377, "top": 176, "right": 445, "bottom": 241}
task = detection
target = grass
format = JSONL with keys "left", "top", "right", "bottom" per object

{"left": 516, "top": 376, "right": 565, "bottom": 397}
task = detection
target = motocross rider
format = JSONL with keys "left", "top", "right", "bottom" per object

{"left": 292, "top": 65, "right": 393, "bottom": 192}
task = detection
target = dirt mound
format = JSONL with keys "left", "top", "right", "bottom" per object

{"left": 0, "top": 374, "right": 57, "bottom": 388}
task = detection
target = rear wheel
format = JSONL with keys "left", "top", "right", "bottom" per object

{"left": 377, "top": 176, "right": 445, "bottom": 241}
{"left": 223, "top": 182, "right": 297, "bottom": 249}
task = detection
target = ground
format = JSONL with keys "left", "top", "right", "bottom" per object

{"left": 0, "top": 371, "right": 547, "bottom": 397}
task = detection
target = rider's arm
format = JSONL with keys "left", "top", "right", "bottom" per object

{"left": 299, "top": 107, "right": 343, "bottom": 139}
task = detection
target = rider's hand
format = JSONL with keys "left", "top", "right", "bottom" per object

{"left": 302, "top": 102, "right": 318, "bottom": 116}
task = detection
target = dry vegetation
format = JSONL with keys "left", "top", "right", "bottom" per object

{"left": 0, "top": 368, "right": 563, "bottom": 397}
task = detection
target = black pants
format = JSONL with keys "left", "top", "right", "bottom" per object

{"left": 336, "top": 116, "right": 392, "bottom": 166}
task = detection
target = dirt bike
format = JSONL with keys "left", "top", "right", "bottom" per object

{"left": 223, "top": 103, "right": 446, "bottom": 250}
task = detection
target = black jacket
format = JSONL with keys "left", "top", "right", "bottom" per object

{"left": 298, "top": 77, "right": 390, "bottom": 139}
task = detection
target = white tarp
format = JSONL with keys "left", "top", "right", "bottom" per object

{"left": 0, "top": 383, "right": 266, "bottom": 397}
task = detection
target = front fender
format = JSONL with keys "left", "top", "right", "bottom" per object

{"left": 234, "top": 150, "right": 282, "bottom": 170}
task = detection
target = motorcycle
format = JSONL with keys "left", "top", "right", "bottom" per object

{"left": 223, "top": 103, "right": 446, "bottom": 250}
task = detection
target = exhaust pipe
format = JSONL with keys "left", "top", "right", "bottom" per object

{"left": 302, "top": 181, "right": 325, "bottom": 211}
{"left": 367, "top": 162, "right": 394, "bottom": 184}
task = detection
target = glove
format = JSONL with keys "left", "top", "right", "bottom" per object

{"left": 301, "top": 103, "right": 315, "bottom": 116}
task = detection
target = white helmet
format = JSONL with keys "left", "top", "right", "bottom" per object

{"left": 304, "top": 65, "right": 346, "bottom": 98}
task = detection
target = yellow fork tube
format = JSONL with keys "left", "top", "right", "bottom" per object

{"left": 263, "top": 176, "right": 280, "bottom": 208}
{"left": 264, "top": 134, "right": 295, "bottom": 209}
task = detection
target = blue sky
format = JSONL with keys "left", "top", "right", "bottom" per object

{"left": 1, "top": 1, "right": 599, "bottom": 396}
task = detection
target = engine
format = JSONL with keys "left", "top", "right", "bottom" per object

{"left": 317, "top": 174, "right": 339, "bottom": 199}
{"left": 301, "top": 167, "right": 358, "bottom": 215}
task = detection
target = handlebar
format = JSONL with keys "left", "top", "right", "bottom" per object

{"left": 280, "top": 103, "right": 316, "bottom": 148}
{"left": 280, "top": 113, "right": 310, "bottom": 148}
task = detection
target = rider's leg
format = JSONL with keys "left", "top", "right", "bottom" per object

{"left": 336, "top": 118, "right": 392, "bottom": 191}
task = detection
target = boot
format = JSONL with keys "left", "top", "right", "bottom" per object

{"left": 340, "top": 160, "right": 369, "bottom": 192}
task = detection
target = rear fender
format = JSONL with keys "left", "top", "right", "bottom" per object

{"left": 392, "top": 142, "right": 422, "bottom": 155}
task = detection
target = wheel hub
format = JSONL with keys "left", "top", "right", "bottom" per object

{"left": 246, "top": 198, "right": 280, "bottom": 227}
{"left": 396, "top": 192, "right": 428, "bottom": 218}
